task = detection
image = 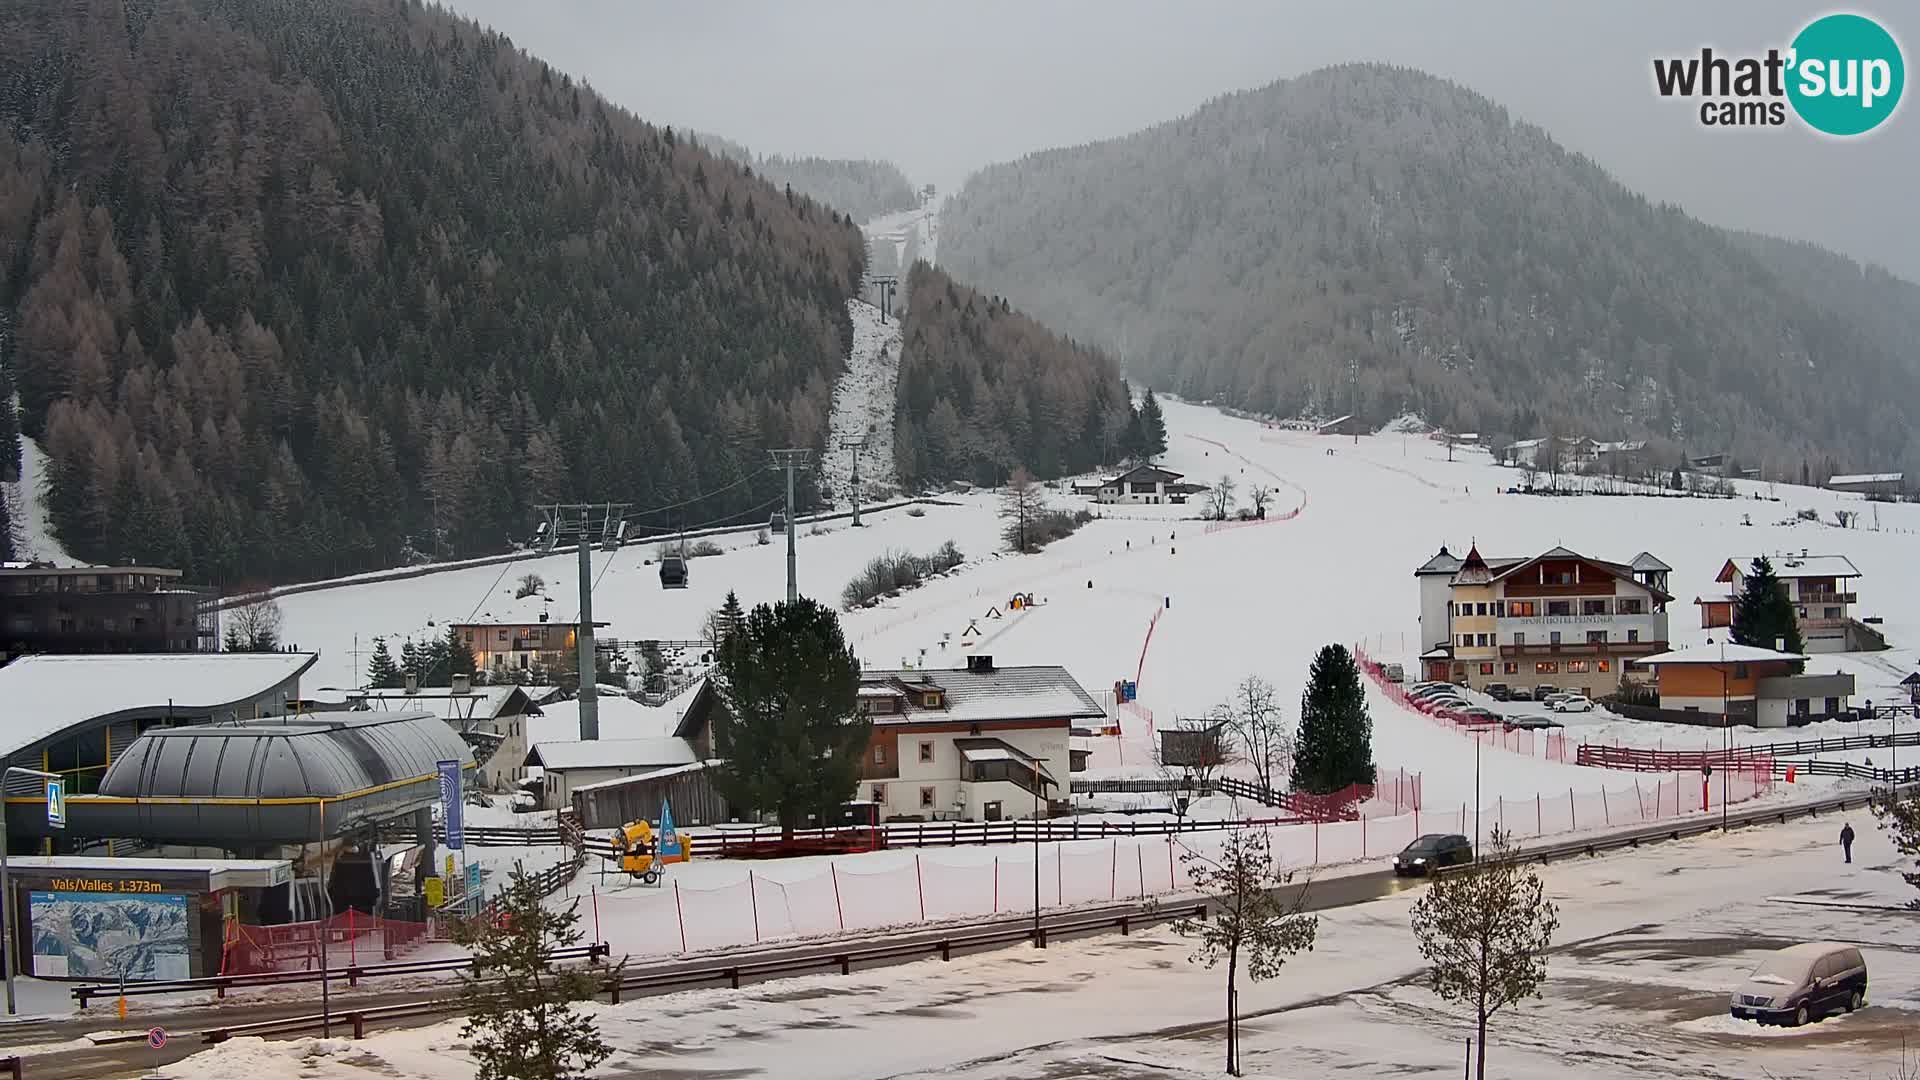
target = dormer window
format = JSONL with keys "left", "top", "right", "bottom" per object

{"left": 922, "top": 692, "right": 942, "bottom": 709}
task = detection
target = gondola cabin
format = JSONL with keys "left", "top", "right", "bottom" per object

{"left": 769, "top": 511, "right": 786, "bottom": 534}
{"left": 659, "top": 555, "right": 688, "bottom": 589}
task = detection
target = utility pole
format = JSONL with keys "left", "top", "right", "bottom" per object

{"left": 770, "top": 450, "right": 812, "bottom": 603}
{"left": 576, "top": 538, "right": 599, "bottom": 740}
{"left": 839, "top": 436, "right": 868, "bottom": 526}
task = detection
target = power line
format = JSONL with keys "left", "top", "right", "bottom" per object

{"left": 567, "top": 492, "right": 787, "bottom": 625}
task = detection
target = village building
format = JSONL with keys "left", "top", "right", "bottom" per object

{"left": 1694, "top": 554, "right": 1884, "bottom": 653}
{"left": 349, "top": 683, "right": 543, "bottom": 789}
{"left": 523, "top": 736, "right": 701, "bottom": 808}
{"left": 1, "top": 563, "right": 218, "bottom": 662}
{"left": 1825, "top": 472, "right": 1905, "bottom": 498}
{"left": 1414, "top": 544, "right": 1671, "bottom": 697}
{"left": 1093, "top": 464, "right": 1189, "bottom": 505}
{"left": 1634, "top": 643, "right": 1855, "bottom": 728}
{"left": 451, "top": 618, "right": 607, "bottom": 675}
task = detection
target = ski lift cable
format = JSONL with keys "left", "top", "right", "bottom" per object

{"left": 568, "top": 491, "right": 787, "bottom": 623}
{"left": 615, "top": 466, "right": 779, "bottom": 525}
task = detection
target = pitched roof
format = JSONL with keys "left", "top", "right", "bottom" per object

{"left": 524, "top": 737, "right": 699, "bottom": 771}
{"left": 1638, "top": 644, "right": 1808, "bottom": 666}
{"left": 1110, "top": 464, "right": 1184, "bottom": 484}
{"left": 1414, "top": 546, "right": 1464, "bottom": 576}
{"left": 860, "top": 665, "right": 1105, "bottom": 725}
{"left": 1486, "top": 547, "right": 1673, "bottom": 601}
{"left": 1629, "top": 552, "right": 1672, "bottom": 573}
{"left": 1717, "top": 555, "right": 1861, "bottom": 582}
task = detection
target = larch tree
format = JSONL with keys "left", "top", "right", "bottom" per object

{"left": 999, "top": 466, "right": 1046, "bottom": 553}
{"left": 711, "top": 598, "right": 867, "bottom": 838}
{"left": 1409, "top": 827, "right": 1560, "bottom": 1080}
{"left": 1291, "top": 644, "right": 1376, "bottom": 795}
{"left": 1169, "top": 827, "right": 1318, "bottom": 1076}
{"left": 1207, "top": 474, "right": 1238, "bottom": 520}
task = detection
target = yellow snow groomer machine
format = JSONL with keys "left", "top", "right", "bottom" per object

{"left": 613, "top": 819, "right": 692, "bottom": 885}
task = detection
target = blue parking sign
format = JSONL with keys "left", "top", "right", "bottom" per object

{"left": 45, "top": 778, "right": 64, "bottom": 829}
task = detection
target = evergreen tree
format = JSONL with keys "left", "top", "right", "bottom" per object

{"left": 1138, "top": 389, "right": 1168, "bottom": 460}
{"left": 718, "top": 590, "right": 745, "bottom": 642}
{"left": 366, "top": 637, "right": 402, "bottom": 689}
{"left": 711, "top": 598, "right": 867, "bottom": 838}
{"left": 400, "top": 638, "right": 425, "bottom": 685}
{"left": 1730, "top": 556, "right": 1805, "bottom": 671}
{"left": 423, "top": 631, "right": 455, "bottom": 687}
{"left": 1291, "top": 643, "right": 1377, "bottom": 794}
{"left": 445, "top": 625, "right": 477, "bottom": 682}
{"left": 449, "top": 867, "right": 614, "bottom": 1080}
{"left": 1121, "top": 392, "right": 1146, "bottom": 463}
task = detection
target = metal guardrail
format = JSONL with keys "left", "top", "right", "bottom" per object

{"left": 71, "top": 944, "right": 610, "bottom": 1010}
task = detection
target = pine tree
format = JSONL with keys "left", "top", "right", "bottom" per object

{"left": 446, "top": 624, "right": 477, "bottom": 682}
{"left": 1291, "top": 643, "right": 1377, "bottom": 794}
{"left": 449, "top": 867, "right": 614, "bottom": 1080}
{"left": 400, "top": 638, "right": 425, "bottom": 685}
{"left": 717, "top": 590, "right": 744, "bottom": 642}
{"left": 1139, "top": 389, "right": 1168, "bottom": 459}
{"left": 366, "top": 637, "right": 402, "bottom": 689}
{"left": 711, "top": 598, "right": 867, "bottom": 838}
{"left": 1730, "top": 556, "right": 1805, "bottom": 671}
{"left": 1410, "top": 828, "right": 1560, "bottom": 1080}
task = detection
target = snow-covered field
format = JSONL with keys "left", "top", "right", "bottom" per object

{"left": 279, "top": 396, "right": 1920, "bottom": 812}
{"left": 163, "top": 815, "right": 1920, "bottom": 1080}
{"left": 2, "top": 432, "right": 77, "bottom": 565}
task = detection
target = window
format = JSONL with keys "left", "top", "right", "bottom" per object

{"left": 918, "top": 741, "right": 935, "bottom": 763}
{"left": 1587, "top": 630, "right": 1607, "bottom": 644}
{"left": 1476, "top": 603, "right": 1488, "bottom": 616}
{"left": 1503, "top": 662, "right": 1519, "bottom": 674}
{"left": 1493, "top": 601, "right": 1506, "bottom": 617}
{"left": 1567, "top": 660, "right": 1590, "bottom": 673}
{"left": 1509, "top": 601, "right": 1537, "bottom": 617}
{"left": 924, "top": 692, "right": 943, "bottom": 708}
{"left": 1825, "top": 697, "right": 1840, "bottom": 715}
{"left": 464, "top": 630, "right": 474, "bottom": 642}
{"left": 874, "top": 745, "right": 887, "bottom": 765}
{"left": 1795, "top": 699, "right": 1811, "bottom": 716}
{"left": 1460, "top": 634, "right": 1472, "bottom": 647}
{"left": 1476, "top": 634, "right": 1489, "bottom": 647}
{"left": 1513, "top": 632, "right": 1526, "bottom": 646}
{"left": 1479, "top": 663, "right": 1494, "bottom": 676}
{"left": 1824, "top": 607, "right": 1841, "bottom": 619}
{"left": 497, "top": 629, "right": 509, "bottom": 642}
{"left": 920, "top": 786, "right": 936, "bottom": 808}
{"left": 1627, "top": 629, "right": 1639, "bottom": 643}
{"left": 1547, "top": 601, "right": 1572, "bottom": 616}
{"left": 1733, "top": 663, "right": 1749, "bottom": 678}
{"left": 872, "top": 784, "right": 886, "bottom": 802}
{"left": 1617, "top": 598, "right": 1643, "bottom": 615}
{"left": 1597, "top": 660, "right": 1612, "bottom": 673}
{"left": 1536, "top": 661, "right": 1558, "bottom": 674}
{"left": 1582, "top": 600, "right": 1608, "bottom": 615}
{"left": 1550, "top": 631, "right": 1562, "bottom": 645}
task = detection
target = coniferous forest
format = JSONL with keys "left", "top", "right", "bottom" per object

{"left": 893, "top": 262, "right": 1132, "bottom": 488}
{"left": 0, "top": 0, "right": 867, "bottom": 581}
{"left": 941, "top": 63, "right": 1920, "bottom": 479}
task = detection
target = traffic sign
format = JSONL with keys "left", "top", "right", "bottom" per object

{"left": 45, "top": 778, "right": 64, "bottom": 829}
{"left": 147, "top": 1027, "right": 167, "bottom": 1049}
{"left": 424, "top": 876, "right": 444, "bottom": 908}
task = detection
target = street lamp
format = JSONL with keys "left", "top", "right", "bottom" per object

{"left": 0, "top": 766, "right": 61, "bottom": 1015}
{"left": 1032, "top": 762, "right": 1043, "bottom": 947}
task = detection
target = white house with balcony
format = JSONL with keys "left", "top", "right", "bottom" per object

{"left": 1095, "top": 464, "right": 1187, "bottom": 505}
{"left": 1695, "top": 553, "right": 1884, "bottom": 653}
{"left": 1414, "top": 544, "right": 1671, "bottom": 698}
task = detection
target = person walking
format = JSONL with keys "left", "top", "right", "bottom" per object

{"left": 1841, "top": 822, "right": 1856, "bottom": 864}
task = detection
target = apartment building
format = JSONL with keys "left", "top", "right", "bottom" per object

{"left": 1414, "top": 545, "right": 1672, "bottom": 698}
{"left": 1695, "top": 553, "right": 1881, "bottom": 653}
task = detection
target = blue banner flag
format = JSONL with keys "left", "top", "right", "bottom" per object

{"left": 658, "top": 799, "right": 681, "bottom": 859}
{"left": 437, "top": 759, "right": 464, "bottom": 850}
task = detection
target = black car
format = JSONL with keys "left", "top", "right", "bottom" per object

{"left": 1504, "top": 714, "right": 1565, "bottom": 731}
{"left": 1507, "top": 687, "right": 1534, "bottom": 701}
{"left": 1485, "top": 683, "right": 1512, "bottom": 701}
{"left": 1394, "top": 834, "right": 1474, "bottom": 875}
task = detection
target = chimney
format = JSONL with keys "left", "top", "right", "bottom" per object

{"left": 968, "top": 654, "right": 995, "bottom": 673}
{"left": 404, "top": 673, "right": 419, "bottom": 695}
{"left": 451, "top": 673, "right": 471, "bottom": 695}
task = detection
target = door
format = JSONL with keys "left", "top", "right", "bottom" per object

{"left": 983, "top": 801, "right": 1003, "bottom": 822}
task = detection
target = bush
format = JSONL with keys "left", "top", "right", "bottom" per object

{"left": 905, "top": 505, "right": 926, "bottom": 517}
{"left": 1028, "top": 508, "right": 1095, "bottom": 549}
{"left": 657, "top": 539, "right": 725, "bottom": 560}
{"left": 756, "top": 528, "right": 771, "bottom": 545}
{"left": 841, "top": 541, "right": 965, "bottom": 609}
{"left": 513, "top": 572, "right": 545, "bottom": 599}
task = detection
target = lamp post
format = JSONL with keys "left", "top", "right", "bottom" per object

{"left": 1032, "top": 763, "right": 1043, "bottom": 947}
{"left": 1472, "top": 730, "right": 1482, "bottom": 863}
{"left": 1, "top": 766, "right": 61, "bottom": 1015}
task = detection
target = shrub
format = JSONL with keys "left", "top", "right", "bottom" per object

{"left": 905, "top": 505, "right": 927, "bottom": 517}
{"left": 1027, "top": 508, "right": 1094, "bottom": 549}
{"left": 657, "top": 539, "right": 725, "bottom": 560}
{"left": 513, "top": 572, "right": 546, "bottom": 599}
{"left": 841, "top": 541, "right": 965, "bottom": 609}
{"left": 756, "top": 528, "right": 771, "bottom": 545}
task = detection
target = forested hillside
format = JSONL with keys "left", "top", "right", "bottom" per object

{"left": 696, "top": 133, "right": 919, "bottom": 225}
{"left": 941, "top": 63, "right": 1920, "bottom": 477}
{"left": 894, "top": 262, "right": 1131, "bottom": 488}
{"left": 0, "top": 0, "right": 867, "bottom": 584}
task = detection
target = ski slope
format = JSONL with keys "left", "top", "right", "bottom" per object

{"left": 820, "top": 298, "right": 902, "bottom": 503}
{"left": 278, "top": 396, "right": 1920, "bottom": 807}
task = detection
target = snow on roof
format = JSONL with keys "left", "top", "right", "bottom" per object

{"left": 1827, "top": 472, "right": 1904, "bottom": 485}
{"left": 525, "top": 694, "right": 679, "bottom": 749}
{"left": 1629, "top": 552, "right": 1673, "bottom": 573}
{"left": 349, "top": 684, "right": 531, "bottom": 717}
{"left": 526, "top": 737, "right": 699, "bottom": 771}
{"left": 0, "top": 652, "right": 318, "bottom": 759}
{"left": 1721, "top": 554, "right": 1861, "bottom": 580}
{"left": 863, "top": 665, "right": 1104, "bottom": 725}
{"left": 571, "top": 759, "right": 712, "bottom": 793}
{"left": 1638, "top": 644, "right": 1808, "bottom": 666}
{"left": 858, "top": 685, "right": 907, "bottom": 698}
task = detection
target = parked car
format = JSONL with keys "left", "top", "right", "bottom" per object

{"left": 1425, "top": 696, "right": 1470, "bottom": 711}
{"left": 1383, "top": 662, "right": 1406, "bottom": 683}
{"left": 1504, "top": 714, "right": 1564, "bottom": 731}
{"left": 1542, "top": 692, "right": 1574, "bottom": 709}
{"left": 1730, "top": 943, "right": 1867, "bottom": 1027}
{"left": 1485, "top": 683, "right": 1512, "bottom": 701}
{"left": 1393, "top": 834, "right": 1474, "bottom": 875}
{"left": 1533, "top": 684, "right": 1561, "bottom": 701}
{"left": 1458, "top": 707, "right": 1503, "bottom": 726}
{"left": 1552, "top": 695, "right": 1596, "bottom": 713}
{"left": 1410, "top": 686, "right": 1461, "bottom": 702}
{"left": 1508, "top": 687, "right": 1534, "bottom": 701}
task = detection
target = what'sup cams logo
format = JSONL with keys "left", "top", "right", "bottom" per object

{"left": 1653, "top": 12, "right": 1904, "bottom": 135}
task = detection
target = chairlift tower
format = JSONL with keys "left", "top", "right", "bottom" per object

{"left": 769, "top": 449, "right": 813, "bottom": 603}
{"left": 838, "top": 436, "right": 869, "bottom": 526}
{"left": 535, "top": 503, "right": 626, "bottom": 740}
{"left": 870, "top": 276, "right": 898, "bottom": 323}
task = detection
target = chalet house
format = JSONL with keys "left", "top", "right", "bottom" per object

{"left": 1414, "top": 545, "right": 1672, "bottom": 698}
{"left": 1095, "top": 465, "right": 1188, "bottom": 505}
{"left": 1316, "top": 414, "right": 1364, "bottom": 437}
{"left": 523, "top": 736, "right": 700, "bottom": 808}
{"left": 1825, "top": 472, "right": 1905, "bottom": 498}
{"left": 1, "top": 563, "right": 217, "bottom": 661}
{"left": 674, "top": 656, "right": 1104, "bottom": 822}
{"left": 1637, "top": 644, "right": 1854, "bottom": 728}
{"left": 1502, "top": 436, "right": 1599, "bottom": 469}
{"left": 452, "top": 619, "right": 608, "bottom": 675}
{"left": 1695, "top": 554, "right": 1883, "bottom": 653}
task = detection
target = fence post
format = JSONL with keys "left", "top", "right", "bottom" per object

{"left": 992, "top": 857, "right": 999, "bottom": 912}
{"left": 1169, "top": 838, "right": 1177, "bottom": 891}
{"left": 1136, "top": 844, "right": 1145, "bottom": 900}
{"left": 674, "top": 880, "right": 688, "bottom": 953}
{"left": 1536, "top": 794, "right": 1543, "bottom": 837}
{"left": 915, "top": 855, "right": 927, "bottom": 921}
{"left": 748, "top": 870, "right": 761, "bottom": 942}
{"left": 349, "top": 908, "right": 356, "bottom": 970}
{"left": 1569, "top": 788, "right": 1576, "bottom": 830}
{"left": 349, "top": 1011, "right": 365, "bottom": 1039}
{"left": 1111, "top": 839, "right": 1118, "bottom": 899}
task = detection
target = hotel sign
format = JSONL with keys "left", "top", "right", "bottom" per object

{"left": 1502, "top": 615, "right": 1629, "bottom": 626}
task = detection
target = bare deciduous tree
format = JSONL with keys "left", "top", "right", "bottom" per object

{"left": 1247, "top": 484, "right": 1273, "bottom": 519}
{"left": 514, "top": 572, "right": 545, "bottom": 599}
{"left": 999, "top": 466, "right": 1046, "bottom": 553}
{"left": 1211, "top": 675, "right": 1292, "bottom": 797}
{"left": 1409, "top": 827, "right": 1560, "bottom": 1080}
{"left": 1155, "top": 720, "right": 1238, "bottom": 818}
{"left": 1169, "top": 827, "right": 1318, "bottom": 1076}
{"left": 1206, "top": 474, "right": 1237, "bottom": 520}
{"left": 222, "top": 594, "right": 283, "bottom": 652}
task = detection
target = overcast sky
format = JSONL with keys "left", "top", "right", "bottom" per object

{"left": 442, "top": 1, "right": 1919, "bottom": 280}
